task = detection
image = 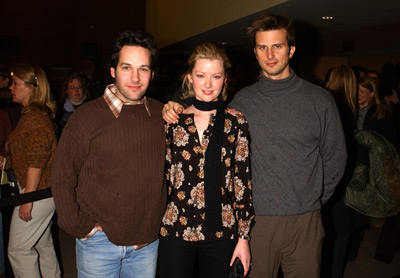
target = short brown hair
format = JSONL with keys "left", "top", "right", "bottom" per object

{"left": 247, "top": 13, "right": 295, "bottom": 48}
{"left": 60, "top": 73, "right": 90, "bottom": 102}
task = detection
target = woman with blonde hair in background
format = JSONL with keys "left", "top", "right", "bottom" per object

{"left": 322, "top": 65, "right": 364, "bottom": 278}
{"left": 6, "top": 63, "right": 60, "bottom": 277}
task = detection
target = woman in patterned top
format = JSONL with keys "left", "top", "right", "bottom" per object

{"left": 159, "top": 42, "right": 254, "bottom": 278}
{"left": 6, "top": 64, "right": 60, "bottom": 277}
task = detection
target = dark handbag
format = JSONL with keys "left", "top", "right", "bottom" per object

{"left": 5, "top": 168, "right": 20, "bottom": 196}
{"left": 228, "top": 258, "right": 247, "bottom": 278}
{"left": 2, "top": 148, "right": 20, "bottom": 196}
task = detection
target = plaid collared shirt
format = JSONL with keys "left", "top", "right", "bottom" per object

{"left": 103, "top": 84, "right": 151, "bottom": 118}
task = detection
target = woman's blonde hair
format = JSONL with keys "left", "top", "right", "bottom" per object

{"left": 182, "top": 42, "right": 231, "bottom": 101}
{"left": 326, "top": 65, "right": 358, "bottom": 117}
{"left": 358, "top": 75, "right": 391, "bottom": 119}
{"left": 13, "top": 63, "right": 56, "bottom": 118}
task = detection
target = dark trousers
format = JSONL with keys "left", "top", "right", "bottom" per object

{"left": 159, "top": 237, "right": 236, "bottom": 278}
{"left": 375, "top": 212, "right": 400, "bottom": 263}
{"left": 321, "top": 234, "right": 349, "bottom": 278}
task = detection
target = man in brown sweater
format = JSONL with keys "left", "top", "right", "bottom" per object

{"left": 50, "top": 30, "right": 166, "bottom": 278}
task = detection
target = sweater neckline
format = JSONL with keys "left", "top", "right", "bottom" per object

{"left": 257, "top": 68, "right": 300, "bottom": 94}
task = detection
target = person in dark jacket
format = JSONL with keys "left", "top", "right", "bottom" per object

{"left": 55, "top": 73, "right": 90, "bottom": 132}
{"left": 322, "top": 65, "right": 365, "bottom": 278}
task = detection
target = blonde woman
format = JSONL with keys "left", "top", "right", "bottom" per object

{"left": 159, "top": 42, "right": 254, "bottom": 277}
{"left": 323, "top": 65, "right": 363, "bottom": 278}
{"left": 7, "top": 63, "right": 60, "bottom": 278}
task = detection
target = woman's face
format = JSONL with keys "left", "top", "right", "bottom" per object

{"left": 66, "top": 78, "right": 84, "bottom": 104}
{"left": 358, "top": 84, "right": 374, "bottom": 108}
{"left": 9, "top": 75, "right": 32, "bottom": 107}
{"left": 187, "top": 58, "right": 226, "bottom": 102}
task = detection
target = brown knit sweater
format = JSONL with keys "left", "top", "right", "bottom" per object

{"left": 50, "top": 97, "right": 166, "bottom": 246}
{"left": 7, "top": 106, "right": 56, "bottom": 190}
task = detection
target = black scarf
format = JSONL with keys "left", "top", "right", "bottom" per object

{"left": 192, "top": 98, "right": 225, "bottom": 237}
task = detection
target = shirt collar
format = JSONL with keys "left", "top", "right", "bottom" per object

{"left": 103, "top": 84, "right": 151, "bottom": 118}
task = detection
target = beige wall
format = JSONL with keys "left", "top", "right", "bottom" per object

{"left": 146, "top": 0, "right": 288, "bottom": 48}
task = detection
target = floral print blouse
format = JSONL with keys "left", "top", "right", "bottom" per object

{"left": 160, "top": 110, "right": 254, "bottom": 241}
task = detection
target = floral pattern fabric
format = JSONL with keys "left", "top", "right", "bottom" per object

{"left": 160, "top": 110, "right": 254, "bottom": 241}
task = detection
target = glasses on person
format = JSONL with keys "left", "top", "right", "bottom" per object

{"left": 68, "top": 85, "right": 83, "bottom": 90}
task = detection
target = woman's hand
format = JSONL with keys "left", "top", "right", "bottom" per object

{"left": 19, "top": 167, "right": 43, "bottom": 221}
{"left": 19, "top": 202, "right": 33, "bottom": 222}
{"left": 230, "top": 238, "right": 251, "bottom": 276}
{"left": 162, "top": 101, "right": 184, "bottom": 124}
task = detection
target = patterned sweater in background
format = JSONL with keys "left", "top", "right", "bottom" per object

{"left": 7, "top": 106, "right": 57, "bottom": 190}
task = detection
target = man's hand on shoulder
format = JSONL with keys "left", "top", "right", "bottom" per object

{"left": 227, "top": 108, "right": 243, "bottom": 117}
{"left": 163, "top": 101, "right": 184, "bottom": 124}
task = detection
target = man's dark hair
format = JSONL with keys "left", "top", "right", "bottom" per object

{"left": 110, "top": 30, "right": 159, "bottom": 72}
{"left": 247, "top": 13, "right": 295, "bottom": 48}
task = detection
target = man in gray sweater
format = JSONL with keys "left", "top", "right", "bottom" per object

{"left": 163, "top": 13, "right": 347, "bottom": 278}
{"left": 229, "top": 13, "right": 347, "bottom": 277}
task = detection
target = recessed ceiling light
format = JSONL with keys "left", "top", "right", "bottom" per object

{"left": 219, "top": 42, "right": 228, "bottom": 45}
{"left": 322, "top": 16, "right": 334, "bottom": 20}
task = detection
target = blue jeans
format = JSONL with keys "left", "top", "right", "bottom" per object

{"left": 76, "top": 231, "right": 158, "bottom": 278}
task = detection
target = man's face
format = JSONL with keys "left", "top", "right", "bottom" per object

{"left": 110, "top": 46, "right": 154, "bottom": 103}
{"left": 254, "top": 29, "right": 295, "bottom": 80}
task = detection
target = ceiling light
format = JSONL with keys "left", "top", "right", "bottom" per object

{"left": 322, "top": 16, "right": 334, "bottom": 20}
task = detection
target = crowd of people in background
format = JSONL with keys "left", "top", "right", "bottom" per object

{"left": 0, "top": 11, "right": 399, "bottom": 278}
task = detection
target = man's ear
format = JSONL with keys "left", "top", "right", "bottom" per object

{"left": 110, "top": 67, "right": 116, "bottom": 78}
{"left": 289, "top": 46, "right": 296, "bottom": 59}
{"left": 151, "top": 71, "right": 154, "bottom": 80}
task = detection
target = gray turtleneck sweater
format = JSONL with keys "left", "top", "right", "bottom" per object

{"left": 230, "top": 70, "right": 347, "bottom": 216}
